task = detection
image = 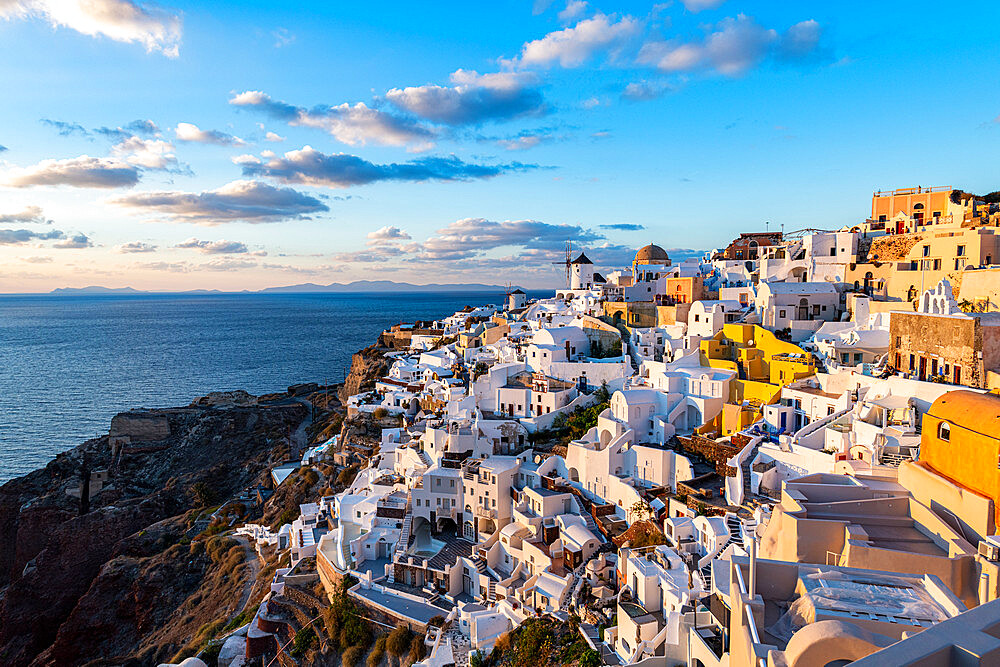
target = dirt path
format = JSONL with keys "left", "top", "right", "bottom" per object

{"left": 232, "top": 535, "right": 261, "bottom": 619}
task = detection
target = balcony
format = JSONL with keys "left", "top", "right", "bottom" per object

{"left": 475, "top": 506, "right": 496, "bottom": 520}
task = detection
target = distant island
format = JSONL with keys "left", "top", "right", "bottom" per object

{"left": 44, "top": 280, "right": 523, "bottom": 295}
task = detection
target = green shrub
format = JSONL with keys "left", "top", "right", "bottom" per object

{"left": 373, "top": 407, "right": 388, "bottom": 419}
{"left": 290, "top": 626, "right": 316, "bottom": 658}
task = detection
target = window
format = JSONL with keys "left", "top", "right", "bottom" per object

{"left": 909, "top": 354, "right": 915, "bottom": 371}
{"left": 922, "top": 245, "right": 930, "bottom": 257}
{"left": 779, "top": 309, "right": 786, "bottom": 318}
{"left": 933, "top": 259, "right": 941, "bottom": 271}
{"left": 854, "top": 353, "right": 862, "bottom": 363}
{"left": 895, "top": 336, "right": 901, "bottom": 347}
{"left": 938, "top": 422, "right": 951, "bottom": 442}
{"left": 830, "top": 247, "right": 837, "bottom": 256}
{"left": 957, "top": 245, "right": 966, "bottom": 256}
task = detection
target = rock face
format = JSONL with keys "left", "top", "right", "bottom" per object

{"left": 338, "top": 343, "right": 389, "bottom": 403}
{"left": 0, "top": 400, "right": 307, "bottom": 666}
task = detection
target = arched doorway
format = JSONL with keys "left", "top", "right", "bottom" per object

{"left": 797, "top": 298, "right": 809, "bottom": 320}
{"left": 863, "top": 271, "right": 873, "bottom": 295}
{"left": 568, "top": 467, "right": 580, "bottom": 482}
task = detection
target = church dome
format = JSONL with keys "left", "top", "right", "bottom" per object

{"left": 633, "top": 244, "right": 670, "bottom": 265}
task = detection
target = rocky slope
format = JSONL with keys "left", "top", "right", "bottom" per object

{"left": 0, "top": 396, "right": 307, "bottom": 666}
{"left": 338, "top": 343, "right": 390, "bottom": 404}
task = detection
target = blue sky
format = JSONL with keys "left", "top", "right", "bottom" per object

{"left": 0, "top": 0, "right": 998, "bottom": 291}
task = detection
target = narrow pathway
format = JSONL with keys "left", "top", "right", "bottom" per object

{"left": 231, "top": 535, "right": 262, "bottom": 620}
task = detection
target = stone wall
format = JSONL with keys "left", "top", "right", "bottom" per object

{"left": 890, "top": 312, "right": 984, "bottom": 387}
{"left": 108, "top": 412, "right": 170, "bottom": 442}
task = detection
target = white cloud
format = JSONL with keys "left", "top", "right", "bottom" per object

{"left": 0, "top": 0, "right": 182, "bottom": 56}
{"left": 558, "top": 0, "right": 588, "bottom": 23}
{"left": 264, "top": 131, "right": 285, "bottom": 142}
{"left": 109, "top": 179, "right": 329, "bottom": 224}
{"left": 174, "top": 122, "right": 245, "bottom": 146}
{"left": 110, "top": 136, "right": 178, "bottom": 169}
{"left": 366, "top": 226, "right": 411, "bottom": 244}
{"left": 0, "top": 205, "right": 49, "bottom": 224}
{"left": 638, "top": 14, "right": 819, "bottom": 76}
{"left": 681, "top": 0, "right": 725, "bottom": 12}
{"left": 175, "top": 238, "right": 249, "bottom": 254}
{"left": 385, "top": 69, "right": 547, "bottom": 126}
{"left": 516, "top": 13, "right": 641, "bottom": 68}
{"left": 53, "top": 233, "right": 92, "bottom": 248}
{"left": 237, "top": 145, "right": 535, "bottom": 188}
{"left": 621, "top": 80, "right": 671, "bottom": 101}
{"left": 231, "top": 91, "right": 435, "bottom": 149}
{"left": 3, "top": 155, "right": 140, "bottom": 188}
{"left": 116, "top": 241, "right": 157, "bottom": 253}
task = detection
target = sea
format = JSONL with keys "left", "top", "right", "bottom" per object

{"left": 0, "top": 291, "right": 544, "bottom": 484}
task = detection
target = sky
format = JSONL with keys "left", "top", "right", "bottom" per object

{"left": 0, "top": 0, "right": 998, "bottom": 292}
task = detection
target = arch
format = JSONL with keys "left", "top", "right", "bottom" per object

{"left": 798, "top": 297, "right": 810, "bottom": 320}
{"left": 907, "top": 285, "right": 917, "bottom": 301}
{"left": 568, "top": 467, "right": 580, "bottom": 482}
{"left": 600, "top": 429, "right": 613, "bottom": 447}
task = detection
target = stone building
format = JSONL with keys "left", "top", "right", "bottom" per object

{"left": 889, "top": 301, "right": 1000, "bottom": 388}
{"left": 714, "top": 231, "right": 783, "bottom": 261}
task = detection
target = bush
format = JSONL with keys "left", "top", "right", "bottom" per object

{"left": 579, "top": 648, "right": 600, "bottom": 667}
{"left": 191, "top": 481, "right": 216, "bottom": 507}
{"left": 272, "top": 508, "right": 297, "bottom": 530}
{"left": 290, "top": 626, "right": 316, "bottom": 658}
{"left": 367, "top": 637, "right": 386, "bottom": 667}
{"left": 386, "top": 626, "right": 412, "bottom": 657}
{"left": 469, "top": 650, "right": 486, "bottom": 667}
{"left": 343, "top": 644, "right": 365, "bottom": 667}
{"left": 304, "top": 469, "right": 320, "bottom": 486}
{"left": 337, "top": 465, "right": 360, "bottom": 487}
{"left": 408, "top": 634, "right": 426, "bottom": 664}
{"left": 373, "top": 407, "right": 388, "bottom": 419}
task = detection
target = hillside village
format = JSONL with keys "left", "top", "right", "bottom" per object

{"left": 175, "top": 186, "right": 1000, "bottom": 667}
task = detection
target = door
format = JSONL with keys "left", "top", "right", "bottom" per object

{"left": 918, "top": 357, "right": 927, "bottom": 381}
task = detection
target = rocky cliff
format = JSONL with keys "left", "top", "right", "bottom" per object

{"left": 338, "top": 343, "right": 389, "bottom": 403}
{"left": 0, "top": 397, "right": 307, "bottom": 666}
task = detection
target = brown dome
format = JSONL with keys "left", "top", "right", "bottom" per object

{"left": 633, "top": 244, "right": 670, "bottom": 264}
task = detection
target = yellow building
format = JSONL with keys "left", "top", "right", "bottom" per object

{"left": 699, "top": 324, "right": 815, "bottom": 434}
{"left": 919, "top": 390, "right": 1000, "bottom": 525}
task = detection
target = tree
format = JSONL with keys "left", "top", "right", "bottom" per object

{"left": 343, "top": 645, "right": 365, "bottom": 667}
{"left": 629, "top": 500, "right": 651, "bottom": 523}
{"left": 469, "top": 650, "right": 486, "bottom": 667}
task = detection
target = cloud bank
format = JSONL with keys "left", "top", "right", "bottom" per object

{"left": 236, "top": 146, "right": 536, "bottom": 188}
{"left": 110, "top": 179, "right": 329, "bottom": 224}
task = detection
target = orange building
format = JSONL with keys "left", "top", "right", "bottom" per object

{"left": 919, "top": 390, "right": 1000, "bottom": 522}
{"left": 871, "top": 186, "right": 956, "bottom": 226}
{"left": 659, "top": 276, "right": 705, "bottom": 305}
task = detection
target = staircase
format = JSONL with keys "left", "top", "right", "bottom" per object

{"left": 700, "top": 562, "right": 712, "bottom": 590}
{"left": 389, "top": 493, "right": 414, "bottom": 583}
{"left": 417, "top": 449, "right": 432, "bottom": 467}
{"left": 487, "top": 579, "right": 497, "bottom": 602}
{"left": 474, "top": 555, "right": 488, "bottom": 574}
{"left": 573, "top": 497, "right": 600, "bottom": 534}
{"left": 880, "top": 451, "right": 909, "bottom": 467}
{"left": 724, "top": 514, "right": 744, "bottom": 550}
